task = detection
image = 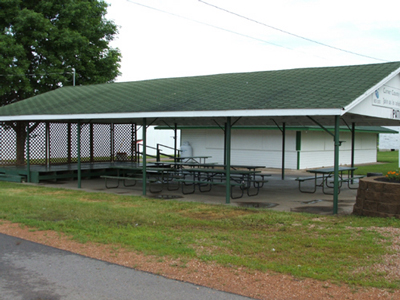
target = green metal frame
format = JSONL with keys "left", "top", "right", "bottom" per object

{"left": 296, "top": 131, "right": 301, "bottom": 170}
{"left": 333, "top": 116, "right": 340, "bottom": 214}
{"left": 77, "top": 120, "right": 81, "bottom": 188}
{"left": 225, "top": 117, "right": 231, "bottom": 204}
{"left": 26, "top": 123, "right": 31, "bottom": 183}
{"left": 142, "top": 118, "right": 147, "bottom": 196}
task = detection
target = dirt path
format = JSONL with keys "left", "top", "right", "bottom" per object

{"left": 0, "top": 220, "right": 398, "bottom": 300}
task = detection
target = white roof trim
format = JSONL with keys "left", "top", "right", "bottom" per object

{"left": 0, "top": 108, "right": 342, "bottom": 122}
{"left": 342, "top": 66, "right": 400, "bottom": 112}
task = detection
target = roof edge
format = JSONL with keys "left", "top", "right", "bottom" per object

{"left": 0, "top": 108, "right": 343, "bottom": 122}
{"left": 155, "top": 125, "right": 398, "bottom": 133}
{"left": 342, "top": 65, "right": 400, "bottom": 112}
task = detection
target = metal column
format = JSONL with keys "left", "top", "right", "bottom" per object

{"left": 225, "top": 117, "right": 231, "bottom": 204}
{"left": 45, "top": 122, "right": 50, "bottom": 167}
{"left": 174, "top": 123, "right": 178, "bottom": 162}
{"left": 77, "top": 121, "right": 82, "bottom": 189}
{"left": 281, "top": 122, "right": 286, "bottom": 180}
{"left": 26, "top": 123, "right": 31, "bottom": 183}
{"left": 351, "top": 122, "right": 355, "bottom": 179}
{"left": 142, "top": 118, "right": 147, "bottom": 196}
{"left": 333, "top": 116, "right": 340, "bottom": 214}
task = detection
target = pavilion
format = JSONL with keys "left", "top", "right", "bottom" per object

{"left": 1, "top": 61, "right": 400, "bottom": 214}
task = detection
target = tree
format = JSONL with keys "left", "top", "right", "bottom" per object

{"left": 0, "top": 0, "right": 121, "bottom": 165}
{"left": 0, "top": 0, "right": 121, "bottom": 105}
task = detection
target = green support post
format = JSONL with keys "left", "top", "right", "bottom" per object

{"left": 225, "top": 117, "right": 231, "bottom": 204}
{"left": 282, "top": 122, "right": 286, "bottom": 180}
{"left": 77, "top": 121, "right": 81, "bottom": 189}
{"left": 174, "top": 123, "right": 177, "bottom": 162}
{"left": 142, "top": 118, "right": 147, "bottom": 196}
{"left": 296, "top": 131, "right": 301, "bottom": 170}
{"left": 223, "top": 122, "right": 227, "bottom": 165}
{"left": 333, "top": 116, "right": 340, "bottom": 214}
{"left": 351, "top": 122, "right": 355, "bottom": 179}
{"left": 26, "top": 123, "right": 31, "bottom": 183}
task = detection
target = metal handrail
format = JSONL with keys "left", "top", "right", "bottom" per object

{"left": 137, "top": 143, "right": 180, "bottom": 162}
{"left": 156, "top": 143, "right": 181, "bottom": 161}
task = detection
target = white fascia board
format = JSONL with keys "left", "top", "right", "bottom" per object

{"left": 0, "top": 108, "right": 342, "bottom": 122}
{"left": 343, "top": 66, "right": 400, "bottom": 113}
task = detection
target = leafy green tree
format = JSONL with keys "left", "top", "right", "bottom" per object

{"left": 0, "top": 0, "right": 121, "bottom": 164}
{"left": 0, "top": 0, "right": 121, "bottom": 105}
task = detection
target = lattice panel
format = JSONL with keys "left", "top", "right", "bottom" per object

{"left": 0, "top": 122, "right": 137, "bottom": 166}
{"left": 28, "top": 122, "right": 46, "bottom": 165}
{"left": 69, "top": 123, "right": 90, "bottom": 163}
{"left": 93, "top": 124, "right": 112, "bottom": 162}
{"left": 80, "top": 123, "right": 91, "bottom": 163}
{"left": 0, "top": 122, "right": 46, "bottom": 166}
{"left": 0, "top": 122, "right": 17, "bottom": 166}
{"left": 49, "top": 123, "right": 69, "bottom": 164}
{"left": 114, "top": 124, "right": 135, "bottom": 161}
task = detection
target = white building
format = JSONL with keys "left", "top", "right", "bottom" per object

{"left": 174, "top": 126, "right": 397, "bottom": 169}
{"left": 379, "top": 126, "right": 400, "bottom": 150}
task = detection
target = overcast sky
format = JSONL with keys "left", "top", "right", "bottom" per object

{"left": 105, "top": 0, "right": 400, "bottom": 83}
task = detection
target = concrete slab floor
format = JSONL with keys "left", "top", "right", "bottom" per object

{"left": 34, "top": 168, "right": 358, "bottom": 216}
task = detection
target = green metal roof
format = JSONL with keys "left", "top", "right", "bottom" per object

{"left": 1, "top": 61, "right": 400, "bottom": 118}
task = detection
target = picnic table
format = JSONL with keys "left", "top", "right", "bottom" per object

{"left": 175, "top": 166, "right": 269, "bottom": 199}
{"left": 230, "top": 165, "right": 266, "bottom": 171}
{"left": 101, "top": 164, "right": 178, "bottom": 193}
{"left": 100, "top": 162, "right": 269, "bottom": 198}
{"left": 164, "top": 162, "right": 218, "bottom": 169}
{"left": 296, "top": 166, "right": 359, "bottom": 194}
{"left": 176, "top": 156, "right": 211, "bottom": 164}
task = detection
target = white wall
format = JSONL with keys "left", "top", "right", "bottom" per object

{"left": 141, "top": 126, "right": 181, "bottom": 155}
{"left": 379, "top": 126, "right": 400, "bottom": 150}
{"left": 181, "top": 129, "right": 297, "bottom": 168}
{"left": 182, "top": 129, "right": 378, "bottom": 169}
{"left": 299, "top": 131, "right": 377, "bottom": 169}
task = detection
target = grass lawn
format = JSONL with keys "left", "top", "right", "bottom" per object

{"left": 1, "top": 179, "right": 400, "bottom": 290}
{"left": 355, "top": 150, "right": 399, "bottom": 176}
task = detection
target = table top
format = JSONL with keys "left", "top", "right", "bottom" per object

{"left": 169, "top": 162, "right": 218, "bottom": 167}
{"left": 156, "top": 162, "right": 265, "bottom": 170}
{"left": 230, "top": 164, "right": 266, "bottom": 170}
{"left": 176, "top": 156, "right": 211, "bottom": 161}
{"left": 182, "top": 168, "right": 261, "bottom": 174}
{"left": 146, "top": 167, "right": 175, "bottom": 171}
{"left": 110, "top": 162, "right": 264, "bottom": 174}
{"left": 307, "top": 166, "right": 357, "bottom": 174}
{"left": 178, "top": 163, "right": 265, "bottom": 169}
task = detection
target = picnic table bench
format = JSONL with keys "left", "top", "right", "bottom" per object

{"left": 330, "top": 175, "right": 365, "bottom": 189}
{"left": 296, "top": 166, "right": 358, "bottom": 194}
{"left": 101, "top": 175, "right": 165, "bottom": 192}
{"left": 295, "top": 175, "right": 326, "bottom": 193}
{"left": 101, "top": 166, "right": 180, "bottom": 193}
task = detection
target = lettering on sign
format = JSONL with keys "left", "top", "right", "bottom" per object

{"left": 393, "top": 109, "right": 400, "bottom": 120}
{"left": 373, "top": 85, "right": 400, "bottom": 119}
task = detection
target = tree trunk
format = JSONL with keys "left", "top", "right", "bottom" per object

{"left": 16, "top": 122, "right": 27, "bottom": 166}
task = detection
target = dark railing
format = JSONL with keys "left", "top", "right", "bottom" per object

{"left": 137, "top": 143, "right": 180, "bottom": 163}
{"left": 156, "top": 143, "right": 179, "bottom": 162}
